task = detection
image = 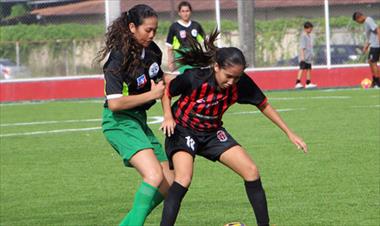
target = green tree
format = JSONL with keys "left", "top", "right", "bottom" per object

{"left": 8, "top": 4, "right": 28, "bottom": 18}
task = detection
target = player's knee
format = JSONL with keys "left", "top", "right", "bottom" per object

{"left": 143, "top": 169, "right": 164, "bottom": 187}
{"left": 242, "top": 164, "right": 260, "bottom": 181}
{"left": 174, "top": 174, "right": 192, "bottom": 188}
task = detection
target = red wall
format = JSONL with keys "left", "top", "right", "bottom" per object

{"left": 0, "top": 66, "right": 372, "bottom": 102}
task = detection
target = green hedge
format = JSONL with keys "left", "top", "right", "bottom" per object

{"left": 1, "top": 16, "right": 371, "bottom": 42}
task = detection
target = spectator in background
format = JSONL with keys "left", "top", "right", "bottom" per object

{"left": 166, "top": 1, "right": 205, "bottom": 73}
{"left": 353, "top": 11, "right": 380, "bottom": 88}
{"left": 295, "top": 21, "right": 317, "bottom": 89}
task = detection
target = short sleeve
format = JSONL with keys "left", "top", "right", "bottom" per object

{"left": 236, "top": 74, "right": 267, "bottom": 107}
{"left": 103, "top": 51, "right": 124, "bottom": 99}
{"left": 166, "top": 24, "right": 176, "bottom": 47}
{"left": 167, "top": 70, "right": 192, "bottom": 98}
{"left": 300, "top": 35, "right": 307, "bottom": 49}
{"left": 366, "top": 17, "right": 378, "bottom": 31}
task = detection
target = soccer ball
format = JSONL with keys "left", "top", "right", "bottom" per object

{"left": 361, "top": 78, "right": 372, "bottom": 89}
{"left": 224, "top": 222, "right": 245, "bottom": 226}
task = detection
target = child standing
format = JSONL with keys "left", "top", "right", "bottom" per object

{"left": 295, "top": 21, "right": 317, "bottom": 89}
{"left": 353, "top": 11, "right": 380, "bottom": 88}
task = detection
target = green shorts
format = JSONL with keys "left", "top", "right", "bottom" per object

{"left": 174, "top": 51, "right": 193, "bottom": 74}
{"left": 102, "top": 108, "right": 167, "bottom": 167}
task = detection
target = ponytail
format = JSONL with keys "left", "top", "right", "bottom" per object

{"left": 175, "top": 29, "right": 247, "bottom": 70}
{"left": 175, "top": 29, "right": 219, "bottom": 68}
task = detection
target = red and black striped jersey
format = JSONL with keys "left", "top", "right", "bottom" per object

{"left": 167, "top": 67, "right": 267, "bottom": 131}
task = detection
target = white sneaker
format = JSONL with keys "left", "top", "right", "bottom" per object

{"left": 305, "top": 83, "right": 317, "bottom": 89}
{"left": 295, "top": 83, "right": 303, "bottom": 89}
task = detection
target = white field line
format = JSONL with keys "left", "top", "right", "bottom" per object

{"left": 1, "top": 118, "right": 101, "bottom": 127}
{"left": 351, "top": 105, "right": 380, "bottom": 108}
{"left": 0, "top": 109, "right": 301, "bottom": 138}
{"left": 0, "top": 95, "right": 354, "bottom": 107}
{"left": 0, "top": 99, "right": 103, "bottom": 106}
{"left": 0, "top": 127, "right": 101, "bottom": 138}
{"left": 270, "top": 96, "right": 351, "bottom": 100}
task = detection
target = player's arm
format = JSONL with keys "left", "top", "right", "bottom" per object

{"left": 363, "top": 42, "right": 370, "bottom": 53}
{"left": 167, "top": 47, "right": 175, "bottom": 72}
{"left": 160, "top": 73, "right": 176, "bottom": 136}
{"left": 166, "top": 25, "right": 176, "bottom": 72}
{"left": 160, "top": 72, "right": 191, "bottom": 136}
{"left": 259, "top": 103, "right": 308, "bottom": 153}
{"left": 108, "top": 81, "right": 164, "bottom": 112}
{"left": 377, "top": 27, "right": 380, "bottom": 45}
{"left": 105, "top": 52, "right": 165, "bottom": 112}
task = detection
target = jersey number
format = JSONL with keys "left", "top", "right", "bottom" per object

{"left": 185, "top": 136, "right": 195, "bottom": 151}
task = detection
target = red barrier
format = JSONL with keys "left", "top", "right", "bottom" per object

{"left": 247, "top": 66, "right": 371, "bottom": 90}
{"left": 0, "top": 66, "right": 373, "bottom": 102}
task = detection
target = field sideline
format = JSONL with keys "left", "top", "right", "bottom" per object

{"left": 0, "top": 88, "right": 379, "bottom": 226}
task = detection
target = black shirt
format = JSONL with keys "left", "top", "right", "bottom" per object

{"left": 167, "top": 67, "right": 267, "bottom": 131}
{"left": 166, "top": 20, "right": 205, "bottom": 50}
{"left": 103, "top": 42, "right": 163, "bottom": 110}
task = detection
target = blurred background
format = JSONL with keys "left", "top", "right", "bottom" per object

{"left": 0, "top": 0, "right": 379, "bottom": 80}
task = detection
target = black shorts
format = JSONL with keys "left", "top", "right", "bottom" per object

{"left": 368, "top": 47, "right": 380, "bottom": 63}
{"left": 165, "top": 124, "right": 239, "bottom": 169}
{"left": 299, "top": 61, "right": 312, "bottom": 69}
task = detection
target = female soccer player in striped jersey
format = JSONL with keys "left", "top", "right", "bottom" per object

{"left": 159, "top": 31, "right": 308, "bottom": 226}
{"left": 95, "top": 5, "right": 173, "bottom": 226}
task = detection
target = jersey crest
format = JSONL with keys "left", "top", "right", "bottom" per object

{"left": 136, "top": 74, "right": 147, "bottom": 88}
{"left": 191, "top": 29, "right": 198, "bottom": 37}
{"left": 149, "top": 62, "right": 160, "bottom": 78}
{"left": 217, "top": 130, "right": 228, "bottom": 142}
{"left": 180, "top": 30, "right": 186, "bottom": 38}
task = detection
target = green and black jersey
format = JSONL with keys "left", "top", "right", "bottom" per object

{"left": 166, "top": 20, "right": 205, "bottom": 50}
{"left": 103, "top": 41, "right": 163, "bottom": 110}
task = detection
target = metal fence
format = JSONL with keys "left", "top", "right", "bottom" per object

{"left": 0, "top": 0, "right": 379, "bottom": 80}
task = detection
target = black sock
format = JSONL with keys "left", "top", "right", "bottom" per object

{"left": 296, "top": 79, "right": 301, "bottom": 84}
{"left": 373, "top": 76, "right": 380, "bottom": 85}
{"left": 306, "top": 80, "right": 311, "bottom": 85}
{"left": 244, "top": 178, "right": 269, "bottom": 226}
{"left": 160, "top": 181, "right": 188, "bottom": 226}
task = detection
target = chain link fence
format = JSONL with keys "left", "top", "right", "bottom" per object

{"left": 0, "top": 0, "right": 379, "bottom": 80}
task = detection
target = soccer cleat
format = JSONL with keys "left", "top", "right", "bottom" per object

{"left": 295, "top": 83, "right": 304, "bottom": 89}
{"left": 305, "top": 83, "right": 317, "bottom": 89}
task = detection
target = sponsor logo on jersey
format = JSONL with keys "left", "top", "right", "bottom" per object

{"left": 180, "top": 30, "right": 186, "bottom": 38}
{"left": 216, "top": 130, "right": 228, "bottom": 142}
{"left": 191, "top": 29, "right": 198, "bottom": 37}
{"left": 149, "top": 62, "right": 160, "bottom": 78}
{"left": 136, "top": 74, "right": 147, "bottom": 88}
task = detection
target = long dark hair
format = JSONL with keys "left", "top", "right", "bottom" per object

{"left": 176, "top": 29, "right": 247, "bottom": 70}
{"left": 94, "top": 4, "right": 158, "bottom": 76}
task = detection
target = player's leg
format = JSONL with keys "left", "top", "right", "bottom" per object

{"left": 295, "top": 62, "right": 304, "bottom": 89}
{"left": 160, "top": 151, "right": 194, "bottom": 226}
{"left": 145, "top": 129, "right": 175, "bottom": 214}
{"left": 119, "top": 149, "right": 164, "bottom": 226}
{"left": 219, "top": 145, "right": 269, "bottom": 226}
{"left": 146, "top": 161, "right": 173, "bottom": 215}
{"left": 305, "top": 64, "right": 317, "bottom": 89}
{"left": 368, "top": 48, "right": 380, "bottom": 87}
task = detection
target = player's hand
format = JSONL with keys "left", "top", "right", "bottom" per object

{"left": 362, "top": 43, "right": 369, "bottom": 53}
{"left": 150, "top": 80, "right": 165, "bottom": 99}
{"left": 287, "top": 132, "right": 308, "bottom": 153}
{"left": 160, "top": 117, "right": 176, "bottom": 137}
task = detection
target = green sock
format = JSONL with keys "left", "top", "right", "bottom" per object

{"left": 147, "top": 191, "right": 164, "bottom": 215}
{"left": 119, "top": 181, "right": 158, "bottom": 226}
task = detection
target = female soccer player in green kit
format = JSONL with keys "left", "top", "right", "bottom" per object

{"left": 95, "top": 5, "right": 173, "bottom": 226}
